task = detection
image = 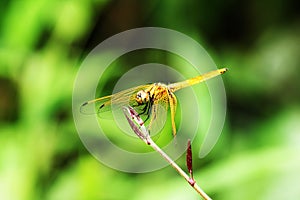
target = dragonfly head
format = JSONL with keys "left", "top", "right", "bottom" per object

{"left": 136, "top": 90, "right": 149, "bottom": 104}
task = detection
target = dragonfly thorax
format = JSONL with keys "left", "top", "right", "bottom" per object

{"left": 136, "top": 90, "right": 150, "bottom": 104}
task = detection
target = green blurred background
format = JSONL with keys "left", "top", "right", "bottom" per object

{"left": 1, "top": 0, "right": 300, "bottom": 199}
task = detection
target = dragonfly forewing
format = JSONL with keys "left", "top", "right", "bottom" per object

{"left": 80, "top": 84, "right": 152, "bottom": 118}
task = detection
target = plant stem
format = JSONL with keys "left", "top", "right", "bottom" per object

{"left": 146, "top": 136, "right": 212, "bottom": 200}
{"left": 123, "top": 106, "right": 212, "bottom": 200}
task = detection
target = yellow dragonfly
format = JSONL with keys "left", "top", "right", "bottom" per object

{"left": 81, "top": 68, "right": 228, "bottom": 137}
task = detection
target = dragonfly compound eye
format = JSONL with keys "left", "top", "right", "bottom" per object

{"left": 136, "top": 90, "right": 149, "bottom": 104}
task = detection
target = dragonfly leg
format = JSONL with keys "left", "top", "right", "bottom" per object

{"left": 143, "top": 102, "right": 152, "bottom": 122}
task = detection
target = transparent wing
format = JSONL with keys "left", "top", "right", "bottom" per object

{"left": 147, "top": 93, "right": 169, "bottom": 137}
{"left": 80, "top": 84, "right": 152, "bottom": 118}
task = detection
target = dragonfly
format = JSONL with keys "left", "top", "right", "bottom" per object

{"left": 80, "top": 68, "right": 228, "bottom": 137}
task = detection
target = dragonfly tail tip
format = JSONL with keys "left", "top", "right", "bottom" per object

{"left": 220, "top": 68, "right": 228, "bottom": 74}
